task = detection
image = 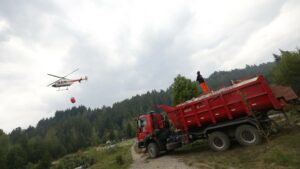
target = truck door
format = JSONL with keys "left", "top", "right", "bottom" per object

{"left": 137, "top": 117, "right": 147, "bottom": 141}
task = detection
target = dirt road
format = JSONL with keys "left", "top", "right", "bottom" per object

{"left": 130, "top": 145, "right": 197, "bottom": 169}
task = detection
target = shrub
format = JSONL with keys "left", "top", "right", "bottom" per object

{"left": 115, "top": 155, "right": 124, "bottom": 165}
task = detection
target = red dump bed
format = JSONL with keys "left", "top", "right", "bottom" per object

{"left": 160, "top": 75, "right": 282, "bottom": 132}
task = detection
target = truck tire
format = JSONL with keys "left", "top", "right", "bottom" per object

{"left": 235, "top": 125, "right": 262, "bottom": 146}
{"left": 208, "top": 131, "right": 230, "bottom": 151}
{"left": 147, "top": 143, "right": 159, "bottom": 158}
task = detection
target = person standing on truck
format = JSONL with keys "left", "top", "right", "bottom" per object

{"left": 197, "top": 71, "right": 210, "bottom": 92}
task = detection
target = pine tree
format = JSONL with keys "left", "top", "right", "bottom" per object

{"left": 0, "top": 130, "right": 9, "bottom": 169}
{"left": 90, "top": 128, "right": 99, "bottom": 146}
{"left": 6, "top": 144, "right": 27, "bottom": 169}
{"left": 126, "top": 123, "right": 134, "bottom": 138}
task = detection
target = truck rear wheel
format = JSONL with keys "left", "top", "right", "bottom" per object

{"left": 235, "top": 125, "right": 262, "bottom": 146}
{"left": 147, "top": 143, "right": 159, "bottom": 158}
{"left": 208, "top": 131, "right": 230, "bottom": 151}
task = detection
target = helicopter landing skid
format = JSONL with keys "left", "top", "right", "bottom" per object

{"left": 57, "top": 87, "right": 69, "bottom": 91}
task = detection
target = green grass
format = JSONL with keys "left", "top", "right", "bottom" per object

{"left": 52, "top": 139, "right": 133, "bottom": 169}
{"left": 264, "top": 130, "right": 300, "bottom": 168}
{"left": 86, "top": 142, "right": 133, "bottom": 169}
{"left": 172, "top": 109, "right": 300, "bottom": 169}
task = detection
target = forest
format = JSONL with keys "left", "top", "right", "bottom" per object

{"left": 0, "top": 49, "right": 299, "bottom": 169}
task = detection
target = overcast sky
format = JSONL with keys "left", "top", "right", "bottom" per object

{"left": 0, "top": 0, "right": 299, "bottom": 133}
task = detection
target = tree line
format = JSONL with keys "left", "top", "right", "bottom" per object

{"left": 0, "top": 48, "right": 299, "bottom": 169}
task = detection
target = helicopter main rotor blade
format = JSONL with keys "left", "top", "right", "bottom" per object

{"left": 47, "top": 74, "right": 64, "bottom": 78}
{"left": 63, "top": 68, "right": 79, "bottom": 78}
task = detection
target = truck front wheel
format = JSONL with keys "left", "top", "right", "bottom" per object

{"left": 208, "top": 131, "right": 230, "bottom": 151}
{"left": 235, "top": 125, "right": 262, "bottom": 146}
{"left": 147, "top": 143, "right": 159, "bottom": 158}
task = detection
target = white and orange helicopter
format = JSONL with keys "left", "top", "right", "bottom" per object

{"left": 47, "top": 69, "right": 87, "bottom": 91}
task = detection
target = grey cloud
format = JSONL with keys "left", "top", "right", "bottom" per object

{"left": 0, "top": 0, "right": 59, "bottom": 41}
{"left": 188, "top": 0, "right": 291, "bottom": 73}
{"left": 132, "top": 10, "right": 195, "bottom": 86}
{"left": 196, "top": 0, "right": 285, "bottom": 51}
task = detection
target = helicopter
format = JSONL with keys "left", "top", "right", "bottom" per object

{"left": 47, "top": 69, "right": 88, "bottom": 90}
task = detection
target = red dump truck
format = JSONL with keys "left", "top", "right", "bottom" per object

{"left": 136, "top": 75, "right": 288, "bottom": 158}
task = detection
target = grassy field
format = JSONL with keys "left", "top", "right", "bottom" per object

{"left": 51, "top": 139, "right": 134, "bottom": 169}
{"left": 87, "top": 141, "right": 133, "bottom": 169}
{"left": 173, "top": 108, "right": 300, "bottom": 169}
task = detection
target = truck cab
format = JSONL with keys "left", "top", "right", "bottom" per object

{"left": 136, "top": 112, "right": 181, "bottom": 158}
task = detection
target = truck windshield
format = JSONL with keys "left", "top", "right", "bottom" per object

{"left": 138, "top": 118, "right": 147, "bottom": 130}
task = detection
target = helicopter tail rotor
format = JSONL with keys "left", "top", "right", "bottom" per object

{"left": 79, "top": 76, "right": 88, "bottom": 83}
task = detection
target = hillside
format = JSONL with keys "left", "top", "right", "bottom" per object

{"left": 206, "top": 62, "right": 274, "bottom": 90}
